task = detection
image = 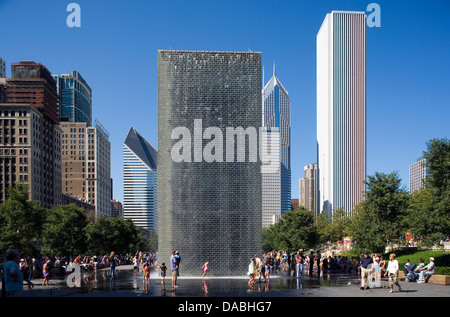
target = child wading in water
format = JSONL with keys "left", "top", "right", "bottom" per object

{"left": 143, "top": 261, "right": 150, "bottom": 291}
{"left": 156, "top": 262, "right": 167, "bottom": 284}
{"left": 201, "top": 260, "right": 210, "bottom": 278}
{"left": 264, "top": 260, "right": 270, "bottom": 282}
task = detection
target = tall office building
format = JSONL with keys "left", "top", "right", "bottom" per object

{"left": 0, "top": 61, "right": 62, "bottom": 207}
{"left": 317, "top": 11, "right": 367, "bottom": 217}
{"left": 60, "top": 120, "right": 111, "bottom": 218}
{"left": 158, "top": 50, "right": 262, "bottom": 276}
{"left": 0, "top": 58, "right": 6, "bottom": 78}
{"left": 299, "top": 163, "right": 318, "bottom": 216}
{"left": 262, "top": 67, "right": 291, "bottom": 227}
{"left": 54, "top": 71, "right": 92, "bottom": 125}
{"left": 123, "top": 127, "right": 158, "bottom": 232}
{"left": 409, "top": 157, "right": 429, "bottom": 193}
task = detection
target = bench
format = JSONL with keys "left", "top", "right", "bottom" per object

{"left": 399, "top": 271, "right": 450, "bottom": 285}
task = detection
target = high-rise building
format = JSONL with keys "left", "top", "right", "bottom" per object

{"left": 409, "top": 157, "right": 429, "bottom": 193}
{"left": 123, "top": 127, "right": 158, "bottom": 232}
{"left": 158, "top": 50, "right": 262, "bottom": 276}
{"left": 0, "top": 61, "right": 62, "bottom": 208}
{"left": 60, "top": 120, "right": 111, "bottom": 218}
{"left": 317, "top": 11, "right": 367, "bottom": 217}
{"left": 54, "top": 71, "right": 92, "bottom": 125}
{"left": 111, "top": 199, "right": 123, "bottom": 218}
{"left": 261, "top": 66, "right": 291, "bottom": 227}
{"left": 299, "top": 163, "right": 318, "bottom": 216}
{"left": 0, "top": 58, "right": 6, "bottom": 78}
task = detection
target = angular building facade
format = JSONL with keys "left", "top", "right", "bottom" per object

{"left": 123, "top": 127, "right": 158, "bottom": 232}
{"left": 317, "top": 11, "right": 367, "bottom": 217}
{"left": 262, "top": 68, "right": 291, "bottom": 227}
{"left": 158, "top": 50, "right": 262, "bottom": 276}
{"left": 54, "top": 71, "right": 92, "bottom": 125}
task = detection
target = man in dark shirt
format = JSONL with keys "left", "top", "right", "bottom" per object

{"left": 360, "top": 252, "right": 373, "bottom": 290}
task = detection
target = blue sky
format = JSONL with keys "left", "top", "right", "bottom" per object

{"left": 1, "top": 0, "right": 449, "bottom": 203}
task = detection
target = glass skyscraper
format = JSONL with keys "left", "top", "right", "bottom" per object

{"left": 123, "top": 127, "right": 158, "bottom": 232}
{"left": 262, "top": 67, "right": 291, "bottom": 227}
{"left": 54, "top": 71, "right": 92, "bottom": 125}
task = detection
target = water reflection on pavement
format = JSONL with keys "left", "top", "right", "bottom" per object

{"left": 28, "top": 265, "right": 361, "bottom": 297}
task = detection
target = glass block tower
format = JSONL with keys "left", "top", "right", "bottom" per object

{"left": 262, "top": 66, "right": 291, "bottom": 227}
{"left": 54, "top": 71, "right": 92, "bottom": 125}
{"left": 317, "top": 11, "right": 367, "bottom": 217}
{"left": 158, "top": 50, "right": 262, "bottom": 276}
{"left": 123, "top": 127, "right": 158, "bottom": 232}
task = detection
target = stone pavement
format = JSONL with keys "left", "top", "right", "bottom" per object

{"left": 12, "top": 264, "right": 450, "bottom": 298}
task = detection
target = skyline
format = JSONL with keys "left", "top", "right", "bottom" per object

{"left": 1, "top": 0, "right": 449, "bottom": 204}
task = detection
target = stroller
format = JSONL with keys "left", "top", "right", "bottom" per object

{"left": 404, "top": 264, "right": 419, "bottom": 282}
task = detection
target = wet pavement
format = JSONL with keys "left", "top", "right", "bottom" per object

{"left": 18, "top": 264, "right": 450, "bottom": 297}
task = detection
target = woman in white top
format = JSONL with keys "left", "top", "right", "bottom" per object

{"left": 386, "top": 253, "right": 402, "bottom": 293}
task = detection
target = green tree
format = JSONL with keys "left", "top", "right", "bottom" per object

{"left": 404, "top": 187, "right": 433, "bottom": 246}
{"left": 0, "top": 184, "right": 46, "bottom": 255}
{"left": 351, "top": 171, "right": 409, "bottom": 253}
{"left": 422, "top": 138, "right": 450, "bottom": 243}
{"left": 41, "top": 204, "right": 88, "bottom": 257}
{"left": 262, "top": 207, "right": 319, "bottom": 252}
{"left": 316, "top": 208, "right": 352, "bottom": 244}
{"left": 85, "top": 216, "right": 147, "bottom": 255}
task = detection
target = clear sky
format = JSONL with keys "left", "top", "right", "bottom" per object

{"left": 1, "top": 0, "right": 449, "bottom": 203}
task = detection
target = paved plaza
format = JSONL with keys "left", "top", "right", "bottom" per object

{"left": 14, "top": 264, "right": 450, "bottom": 298}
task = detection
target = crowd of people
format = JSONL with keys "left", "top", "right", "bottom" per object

{"left": 0, "top": 246, "right": 440, "bottom": 297}
{"left": 0, "top": 248, "right": 158, "bottom": 297}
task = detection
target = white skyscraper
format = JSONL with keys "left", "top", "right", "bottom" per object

{"left": 409, "top": 157, "right": 429, "bottom": 193}
{"left": 123, "top": 127, "right": 158, "bottom": 232}
{"left": 317, "top": 11, "right": 367, "bottom": 217}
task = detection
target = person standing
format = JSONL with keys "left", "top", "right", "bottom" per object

{"left": 143, "top": 261, "right": 150, "bottom": 291}
{"left": 360, "top": 252, "right": 373, "bottom": 290}
{"left": 109, "top": 252, "right": 117, "bottom": 279}
{"left": 308, "top": 251, "right": 314, "bottom": 275}
{"left": 170, "top": 251, "right": 180, "bottom": 288}
{"left": 42, "top": 260, "right": 52, "bottom": 286}
{"left": 296, "top": 252, "right": 304, "bottom": 278}
{"left": 386, "top": 253, "right": 402, "bottom": 293}
{"left": 3, "top": 250, "right": 23, "bottom": 297}
{"left": 248, "top": 258, "right": 256, "bottom": 285}
{"left": 316, "top": 250, "right": 321, "bottom": 274}
{"left": 372, "top": 253, "right": 381, "bottom": 287}
{"left": 158, "top": 262, "right": 167, "bottom": 284}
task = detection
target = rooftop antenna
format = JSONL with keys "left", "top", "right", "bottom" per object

{"left": 273, "top": 61, "right": 276, "bottom": 77}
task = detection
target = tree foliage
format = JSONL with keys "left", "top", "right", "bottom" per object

{"left": 420, "top": 138, "right": 450, "bottom": 243}
{"left": 85, "top": 215, "right": 147, "bottom": 255}
{"left": 0, "top": 184, "right": 46, "bottom": 255}
{"left": 350, "top": 171, "right": 409, "bottom": 253}
{"left": 42, "top": 204, "right": 89, "bottom": 256}
{"left": 0, "top": 184, "right": 150, "bottom": 257}
{"left": 262, "top": 207, "right": 319, "bottom": 252}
